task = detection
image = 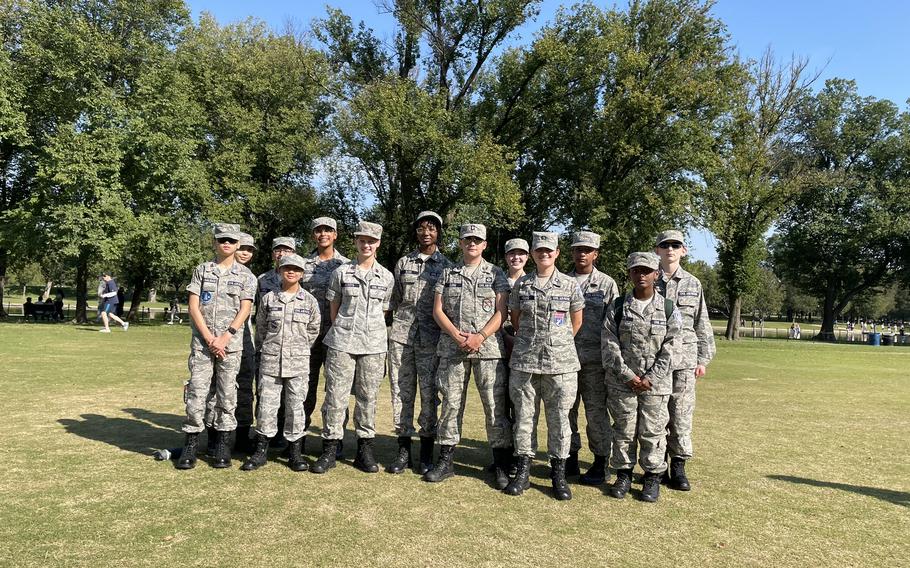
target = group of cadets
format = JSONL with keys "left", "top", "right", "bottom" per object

{"left": 174, "top": 213, "right": 715, "bottom": 503}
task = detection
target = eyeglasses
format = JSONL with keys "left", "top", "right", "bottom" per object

{"left": 659, "top": 242, "right": 683, "bottom": 250}
{"left": 217, "top": 238, "right": 238, "bottom": 244}
{"left": 462, "top": 237, "right": 484, "bottom": 245}
{"left": 416, "top": 227, "right": 438, "bottom": 235}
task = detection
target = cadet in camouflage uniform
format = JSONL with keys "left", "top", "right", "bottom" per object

{"left": 654, "top": 230, "right": 716, "bottom": 491}
{"left": 256, "top": 237, "right": 297, "bottom": 448}
{"left": 386, "top": 211, "right": 453, "bottom": 474}
{"left": 300, "top": 217, "right": 350, "bottom": 432}
{"left": 601, "top": 252, "right": 681, "bottom": 502}
{"left": 241, "top": 254, "right": 321, "bottom": 472}
{"left": 505, "top": 232, "right": 585, "bottom": 500}
{"left": 230, "top": 232, "right": 257, "bottom": 452}
{"left": 425, "top": 223, "right": 512, "bottom": 486}
{"left": 567, "top": 231, "right": 619, "bottom": 485}
{"left": 311, "top": 221, "right": 394, "bottom": 475}
{"left": 176, "top": 224, "right": 257, "bottom": 470}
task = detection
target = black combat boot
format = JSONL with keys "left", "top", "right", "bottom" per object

{"left": 608, "top": 468, "right": 633, "bottom": 499}
{"left": 492, "top": 447, "right": 511, "bottom": 490}
{"left": 335, "top": 438, "right": 344, "bottom": 459}
{"left": 287, "top": 437, "right": 308, "bottom": 472}
{"left": 640, "top": 471, "right": 661, "bottom": 502}
{"left": 211, "top": 430, "right": 232, "bottom": 468}
{"left": 507, "top": 446, "right": 518, "bottom": 476}
{"left": 565, "top": 451, "right": 580, "bottom": 476}
{"left": 205, "top": 426, "right": 217, "bottom": 456}
{"left": 416, "top": 436, "right": 434, "bottom": 474}
{"left": 175, "top": 433, "right": 199, "bottom": 470}
{"left": 311, "top": 439, "right": 338, "bottom": 474}
{"left": 668, "top": 458, "right": 691, "bottom": 491}
{"left": 579, "top": 455, "right": 607, "bottom": 486}
{"left": 503, "top": 455, "right": 531, "bottom": 496}
{"left": 386, "top": 437, "right": 411, "bottom": 474}
{"left": 550, "top": 458, "right": 572, "bottom": 501}
{"left": 423, "top": 444, "right": 455, "bottom": 482}
{"left": 240, "top": 434, "right": 269, "bottom": 471}
{"left": 353, "top": 438, "right": 380, "bottom": 473}
{"left": 234, "top": 425, "right": 254, "bottom": 454}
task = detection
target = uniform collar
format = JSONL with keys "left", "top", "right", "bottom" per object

{"left": 453, "top": 258, "right": 491, "bottom": 275}
{"left": 408, "top": 248, "right": 444, "bottom": 263}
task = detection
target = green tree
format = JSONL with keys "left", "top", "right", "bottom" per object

{"left": 771, "top": 79, "right": 910, "bottom": 339}
{"left": 317, "top": 1, "right": 534, "bottom": 264}
{"left": 478, "top": 0, "right": 742, "bottom": 274}
{"left": 701, "top": 50, "right": 816, "bottom": 339}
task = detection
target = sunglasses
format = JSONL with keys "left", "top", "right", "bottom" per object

{"left": 659, "top": 242, "right": 683, "bottom": 250}
{"left": 217, "top": 237, "right": 238, "bottom": 244}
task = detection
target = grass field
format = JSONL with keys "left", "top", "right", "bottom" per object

{"left": 0, "top": 322, "right": 907, "bottom": 567}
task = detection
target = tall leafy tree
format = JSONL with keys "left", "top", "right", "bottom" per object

{"left": 701, "top": 50, "right": 816, "bottom": 339}
{"left": 317, "top": 1, "right": 535, "bottom": 264}
{"left": 771, "top": 79, "right": 910, "bottom": 339}
{"left": 478, "top": 0, "right": 742, "bottom": 274}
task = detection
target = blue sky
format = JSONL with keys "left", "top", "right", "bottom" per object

{"left": 185, "top": 1, "right": 910, "bottom": 262}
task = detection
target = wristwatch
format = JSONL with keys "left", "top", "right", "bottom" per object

{"left": 227, "top": 326, "right": 238, "bottom": 335}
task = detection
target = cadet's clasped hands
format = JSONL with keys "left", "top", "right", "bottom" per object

{"left": 455, "top": 330, "right": 485, "bottom": 354}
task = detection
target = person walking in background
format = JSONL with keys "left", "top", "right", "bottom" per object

{"left": 99, "top": 273, "right": 128, "bottom": 333}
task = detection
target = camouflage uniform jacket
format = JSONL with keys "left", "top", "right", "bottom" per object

{"left": 601, "top": 291, "right": 681, "bottom": 395}
{"left": 389, "top": 249, "right": 453, "bottom": 347}
{"left": 656, "top": 266, "right": 716, "bottom": 369}
{"left": 187, "top": 260, "right": 257, "bottom": 353}
{"left": 569, "top": 267, "right": 619, "bottom": 365}
{"left": 435, "top": 259, "right": 510, "bottom": 359}
{"left": 301, "top": 249, "right": 350, "bottom": 336}
{"left": 256, "top": 288, "right": 321, "bottom": 377}
{"left": 509, "top": 269, "right": 585, "bottom": 374}
{"left": 323, "top": 261, "right": 394, "bottom": 355}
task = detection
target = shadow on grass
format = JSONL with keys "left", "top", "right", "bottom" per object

{"left": 58, "top": 412, "right": 182, "bottom": 456}
{"left": 768, "top": 475, "right": 909, "bottom": 508}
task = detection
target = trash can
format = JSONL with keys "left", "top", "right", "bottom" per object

{"left": 881, "top": 334, "right": 893, "bottom": 346}
{"left": 868, "top": 332, "right": 881, "bottom": 346}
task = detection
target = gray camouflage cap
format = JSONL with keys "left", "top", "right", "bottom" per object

{"left": 627, "top": 251, "right": 660, "bottom": 270}
{"left": 571, "top": 231, "right": 601, "bottom": 249}
{"left": 311, "top": 217, "right": 338, "bottom": 231}
{"left": 655, "top": 229, "right": 686, "bottom": 247}
{"left": 415, "top": 210, "right": 443, "bottom": 228}
{"left": 214, "top": 223, "right": 242, "bottom": 240}
{"left": 237, "top": 232, "right": 256, "bottom": 249}
{"left": 504, "top": 238, "right": 529, "bottom": 254}
{"left": 271, "top": 237, "right": 296, "bottom": 251}
{"left": 278, "top": 253, "right": 306, "bottom": 270}
{"left": 459, "top": 223, "right": 486, "bottom": 240}
{"left": 532, "top": 231, "right": 558, "bottom": 251}
{"left": 353, "top": 221, "right": 383, "bottom": 240}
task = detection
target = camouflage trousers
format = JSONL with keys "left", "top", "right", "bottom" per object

{"left": 321, "top": 349, "right": 385, "bottom": 440}
{"left": 204, "top": 346, "right": 255, "bottom": 428}
{"left": 436, "top": 357, "right": 511, "bottom": 448}
{"left": 183, "top": 348, "right": 241, "bottom": 433}
{"left": 388, "top": 340, "right": 440, "bottom": 438}
{"left": 569, "top": 363, "right": 612, "bottom": 457}
{"left": 254, "top": 373, "right": 307, "bottom": 442}
{"left": 606, "top": 379, "right": 669, "bottom": 473}
{"left": 511, "top": 370, "right": 578, "bottom": 459}
{"left": 667, "top": 368, "right": 696, "bottom": 460}
{"left": 304, "top": 336, "right": 328, "bottom": 428}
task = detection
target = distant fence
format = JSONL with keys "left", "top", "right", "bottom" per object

{"left": 712, "top": 325, "right": 908, "bottom": 345}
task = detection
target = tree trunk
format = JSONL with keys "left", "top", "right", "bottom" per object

{"left": 0, "top": 248, "right": 7, "bottom": 318}
{"left": 725, "top": 294, "right": 742, "bottom": 340}
{"left": 41, "top": 280, "right": 53, "bottom": 301}
{"left": 74, "top": 250, "right": 89, "bottom": 323}
{"left": 816, "top": 287, "right": 837, "bottom": 341}
{"left": 128, "top": 273, "right": 146, "bottom": 321}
